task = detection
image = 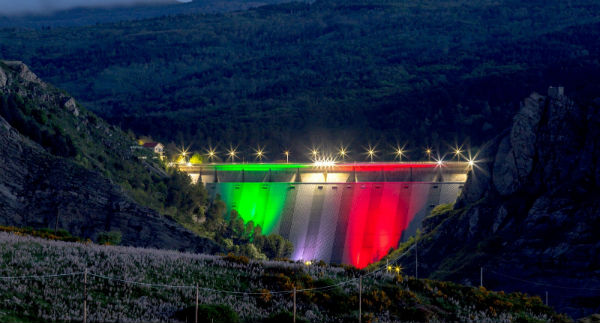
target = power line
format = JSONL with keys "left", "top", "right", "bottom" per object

{"left": 1, "top": 245, "right": 597, "bottom": 297}
{"left": 88, "top": 245, "right": 416, "bottom": 296}
{"left": 0, "top": 246, "right": 415, "bottom": 297}
{"left": 488, "top": 270, "right": 600, "bottom": 292}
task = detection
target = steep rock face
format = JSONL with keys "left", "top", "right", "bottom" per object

{"left": 0, "top": 61, "right": 220, "bottom": 254}
{"left": 404, "top": 91, "right": 600, "bottom": 318}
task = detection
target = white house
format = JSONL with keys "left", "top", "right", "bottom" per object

{"left": 142, "top": 142, "right": 164, "bottom": 155}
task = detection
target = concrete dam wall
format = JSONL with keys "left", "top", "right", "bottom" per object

{"left": 182, "top": 162, "right": 467, "bottom": 268}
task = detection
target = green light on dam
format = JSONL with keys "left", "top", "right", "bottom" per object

{"left": 214, "top": 163, "right": 309, "bottom": 172}
{"left": 220, "top": 183, "right": 289, "bottom": 233}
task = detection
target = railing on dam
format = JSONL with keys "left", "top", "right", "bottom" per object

{"left": 177, "top": 161, "right": 470, "bottom": 184}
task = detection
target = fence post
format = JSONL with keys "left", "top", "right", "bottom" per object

{"left": 195, "top": 284, "right": 199, "bottom": 323}
{"left": 83, "top": 269, "right": 87, "bottom": 323}
{"left": 359, "top": 276, "right": 362, "bottom": 323}
{"left": 293, "top": 286, "right": 296, "bottom": 323}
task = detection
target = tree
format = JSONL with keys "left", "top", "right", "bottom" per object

{"left": 189, "top": 152, "right": 203, "bottom": 164}
{"left": 227, "top": 210, "right": 245, "bottom": 240}
{"left": 244, "top": 220, "right": 255, "bottom": 242}
{"left": 261, "top": 234, "right": 293, "bottom": 259}
{"left": 205, "top": 196, "right": 227, "bottom": 232}
{"left": 97, "top": 231, "right": 122, "bottom": 245}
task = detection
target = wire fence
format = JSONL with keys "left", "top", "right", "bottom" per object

{"left": 0, "top": 243, "right": 598, "bottom": 322}
{"left": 0, "top": 246, "right": 414, "bottom": 295}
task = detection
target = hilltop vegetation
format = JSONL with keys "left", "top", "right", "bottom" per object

{"left": 0, "top": 232, "right": 570, "bottom": 323}
{"left": 1, "top": 0, "right": 599, "bottom": 156}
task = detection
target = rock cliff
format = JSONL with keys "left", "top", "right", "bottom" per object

{"left": 0, "top": 61, "right": 220, "bottom": 254}
{"left": 400, "top": 90, "right": 600, "bottom": 318}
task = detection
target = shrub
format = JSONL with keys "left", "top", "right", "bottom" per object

{"left": 97, "top": 231, "right": 122, "bottom": 245}
{"left": 223, "top": 252, "right": 249, "bottom": 265}
{"left": 173, "top": 304, "right": 240, "bottom": 323}
{"left": 262, "top": 311, "right": 308, "bottom": 323}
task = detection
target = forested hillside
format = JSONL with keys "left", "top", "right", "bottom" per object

{"left": 1, "top": 0, "right": 600, "bottom": 158}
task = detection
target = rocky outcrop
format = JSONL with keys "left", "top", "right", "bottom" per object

{"left": 0, "top": 114, "right": 220, "bottom": 253}
{"left": 0, "top": 61, "right": 221, "bottom": 254}
{"left": 63, "top": 97, "right": 79, "bottom": 116}
{"left": 1, "top": 60, "right": 43, "bottom": 85}
{"left": 402, "top": 90, "right": 600, "bottom": 318}
{"left": 0, "top": 67, "right": 6, "bottom": 87}
{"left": 0, "top": 115, "right": 220, "bottom": 253}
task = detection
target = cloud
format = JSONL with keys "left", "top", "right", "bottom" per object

{"left": 0, "top": 0, "right": 183, "bottom": 16}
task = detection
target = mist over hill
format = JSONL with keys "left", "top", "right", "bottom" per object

{"left": 0, "top": 0, "right": 300, "bottom": 28}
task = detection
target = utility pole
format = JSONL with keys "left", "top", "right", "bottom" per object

{"left": 83, "top": 269, "right": 87, "bottom": 323}
{"left": 359, "top": 276, "right": 362, "bottom": 323}
{"left": 415, "top": 240, "right": 418, "bottom": 279}
{"left": 545, "top": 291, "right": 548, "bottom": 306}
{"left": 195, "top": 284, "right": 199, "bottom": 323}
{"left": 293, "top": 287, "right": 296, "bottom": 323}
{"left": 480, "top": 267, "right": 483, "bottom": 287}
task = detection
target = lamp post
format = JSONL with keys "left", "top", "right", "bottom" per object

{"left": 254, "top": 147, "right": 265, "bottom": 162}
{"left": 366, "top": 146, "right": 377, "bottom": 163}
{"left": 338, "top": 148, "right": 347, "bottom": 162}
{"left": 310, "top": 149, "right": 319, "bottom": 161}
{"left": 453, "top": 147, "right": 463, "bottom": 161}
{"left": 394, "top": 147, "right": 405, "bottom": 161}
{"left": 228, "top": 148, "right": 237, "bottom": 163}
{"left": 208, "top": 149, "right": 216, "bottom": 163}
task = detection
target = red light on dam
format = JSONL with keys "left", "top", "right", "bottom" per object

{"left": 183, "top": 162, "right": 468, "bottom": 268}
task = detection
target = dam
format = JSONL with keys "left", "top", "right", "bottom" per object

{"left": 179, "top": 162, "right": 468, "bottom": 268}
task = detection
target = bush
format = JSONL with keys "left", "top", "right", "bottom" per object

{"left": 262, "top": 311, "right": 308, "bottom": 323}
{"left": 223, "top": 252, "right": 249, "bottom": 265}
{"left": 257, "top": 234, "right": 294, "bottom": 259}
{"left": 173, "top": 304, "right": 240, "bottom": 323}
{"left": 97, "top": 231, "right": 122, "bottom": 245}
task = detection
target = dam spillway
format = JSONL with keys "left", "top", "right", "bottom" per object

{"left": 179, "top": 162, "right": 468, "bottom": 268}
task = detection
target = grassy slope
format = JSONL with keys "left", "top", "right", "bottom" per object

{"left": 0, "top": 232, "right": 570, "bottom": 323}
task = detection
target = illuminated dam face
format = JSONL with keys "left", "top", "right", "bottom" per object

{"left": 180, "top": 163, "right": 468, "bottom": 268}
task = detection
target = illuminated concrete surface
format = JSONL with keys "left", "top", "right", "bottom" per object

{"left": 179, "top": 162, "right": 468, "bottom": 268}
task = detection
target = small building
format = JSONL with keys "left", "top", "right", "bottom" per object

{"left": 548, "top": 86, "right": 564, "bottom": 98}
{"left": 142, "top": 142, "right": 164, "bottom": 155}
